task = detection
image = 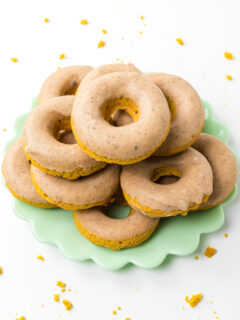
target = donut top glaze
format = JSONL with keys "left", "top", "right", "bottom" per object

{"left": 193, "top": 133, "right": 238, "bottom": 208}
{"left": 23, "top": 96, "right": 104, "bottom": 173}
{"left": 145, "top": 73, "right": 204, "bottom": 156}
{"left": 38, "top": 65, "right": 93, "bottom": 104}
{"left": 2, "top": 138, "right": 50, "bottom": 204}
{"left": 72, "top": 72, "right": 170, "bottom": 163}
{"left": 121, "top": 148, "right": 213, "bottom": 212}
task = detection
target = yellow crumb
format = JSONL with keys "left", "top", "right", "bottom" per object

{"left": 182, "top": 307, "right": 184, "bottom": 310}
{"left": 224, "top": 52, "right": 233, "bottom": 60}
{"left": 112, "top": 310, "right": 117, "bottom": 315}
{"left": 121, "top": 37, "right": 124, "bottom": 40}
{"left": 3, "top": 128, "right": 7, "bottom": 132}
{"left": 15, "top": 317, "right": 25, "bottom": 320}
{"left": 54, "top": 294, "right": 60, "bottom": 302}
{"left": 226, "top": 75, "right": 232, "bottom": 80}
{"left": 59, "top": 54, "right": 66, "bottom": 60}
{"left": 11, "top": 57, "right": 18, "bottom": 63}
{"left": 204, "top": 246, "right": 217, "bottom": 258}
{"left": 102, "top": 29, "right": 107, "bottom": 34}
{"left": 195, "top": 256, "right": 199, "bottom": 260}
{"left": 140, "top": 15, "right": 144, "bottom": 20}
{"left": 210, "top": 301, "right": 213, "bottom": 304}
{"left": 216, "top": 317, "right": 219, "bottom": 319}
{"left": 176, "top": 38, "right": 184, "bottom": 45}
{"left": 57, "top": 281, "right": 66, "bottom": 288}
{"left": 62, "top": 300, "right": 73, "bottom": 311}
{"left": 139, "top": 31, "right": 143, "bottom": 34}
{"left": 98, "top": 40, "right": 105, "bottom": 48}
{"left": 125, "top": 318, "right": 131, "bottom": 320}
{"left": 61, "top": 288, "right": 66, "bottom": 293}
{"left": 44, "top": 18, "right": 49, "bottom": 23}
{"left": 37, "top": 255, "right": 44, "bottom": 261}
{"left": 68, "top": 289, "right": 71, "bottom": 292}
{"left": 57, "top": 67, "right": 61, "bottom": 70}
{"left": 80, "top": 19, "right": 88, "bottom": 25}
{"left": 0, "top": 267, "right": 3, "bottom": 274}
{"left": 213, "top": 311, "right": 216, "bottom": 314}
{"left": 117, "top": 306, "right": 121, "bottom": 310}
{"left": 185, "top": 293, "right": 203, "bottom": 307}
{"left": 224, "top": 233, "right": 228, "bottom": 238}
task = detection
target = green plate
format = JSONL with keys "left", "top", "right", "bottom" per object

{"left": 3, "top": 98, "right": 238, "bottom": 270}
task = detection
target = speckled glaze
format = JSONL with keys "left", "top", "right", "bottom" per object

{"left": 31, "top": 164, "right": 120, "bottom": 210}
{"left": 2, "top": 138, "right": 54, "bottom": 207}
{"left": 121, "top": 148, "right": 213, "bottom": 217}
{"left": 145, "top": 73, "right": 204, "bottom": 156}
{"left": 72, "top": 72, "right": 171, "bottom": 163}
{"left": 22, "top": 96, "right": 105, "bottom": 178}
{"left": 38, "top": 65, "right": 93, "bottom": 104}
{"left": 193, "top": 133, "right": 238, "bottom": 209}
{"left": 73, "top": 207, "right": 160, "bottom": 250}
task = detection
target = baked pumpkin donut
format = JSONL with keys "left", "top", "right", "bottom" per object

{"left": 31, "top": 164, "right": 120, "bottom": 210}
{"left": 193, "top": 133, "right": 238, "bottom": 209}
{"left": 38, "top": 65, "right": 93, "bottom": 104}
{"left": 73, "top": 207, "right": 160, "bottom": 250}
{"left": 2, "top": 139, "right": 55, "bottom": 208}
{"left": 121, "top": 148, "right": 213, "bottom": 217}
{"left": 72, "top": 72, "right": 171, "bottom": 164}
{"left": 145, "top": 73, "right": 204, "bottom": 156}
{"left": 23, "top": 96, "right": 106, "bottom": 180}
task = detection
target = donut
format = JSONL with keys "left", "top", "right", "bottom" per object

{"left": 58, "top": 130, "right": 76, "bottom": 144}
{"left": 73, "top": 207, "right": 160, "bottom": 250}
{"left": 22, "top": 96, "right": 106, "bottom": 180}
{"left": 31, "top": 164, "right": 120, "bottom": 210}
{"left": 121, "top": 148, "right": 213, "bottom": 217}
{"left": 192, "top": 133, "right": 238, "bottom": 209}
{"left": 144, "top": 73, "right": 204, "bottom": 156}
{"left": 72, "top": 72, "right": 171, "bottom": 164}
{"left": 77, "top": 63, "right": 141, "bottom": 92}
{"left": 2, "top": 139, "right": 55, "bottom": 208}
{"left": 38, "top": 65, "right": 93, "bottom": 104}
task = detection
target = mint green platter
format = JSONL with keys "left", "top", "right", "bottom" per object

{"left": 3, "top": 99, "right": 238, "bottom": 270}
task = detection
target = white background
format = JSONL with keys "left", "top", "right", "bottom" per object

{"left": 0, "top": 0, "right": 240, "bottom": 319}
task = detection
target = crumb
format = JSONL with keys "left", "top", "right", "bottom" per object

{"left": 224, "top": 52, "right": 234, "bottom": 60}
{"left": 102, "top": 29, "right": 107, "bottom": 34}
{"left": 54, "top": 294, "right": 60, "bottom": 302}
{"left": 15, "top": 317, "right": 25, "bottom": 320}
{"left": 125, "top": 318, "right": 131, "bottom": 320}
{"left": 144, "top": 23, "right": 147, "bottom": 26}
{"left": 59, "top": 54, "right": 66, "bottom": 60}
{"left": 80, "top": 19, "right": 88, "bottom": 25}
{"left": 61, "top": 288, "right": 66, "bottom": 293}
{"left": 11, "top": 57, "right": 18, "bottom": 63}
{"left": 117, "top": 306, "right": 121, "bottom": 310}
{"left": 213, "top": 311, "right": 216, "bottom": 314}
{"left": 224, "top": 233, "right": 228, "bottom": 238}
{"left": 195, "top": 256, "right": 199, "bottom": 260}
{"left": 176, "top": 38, "right": 184, "bottom": 45}
{"left": 57, "top": 281, "right": 66, "bottom": 288}
{"left": 116, "top": 58, "right": 120, "bottom": 61}
{"left": 0, "top": 267, "right": 3, "bottom": 274}
{"left": 121, "top": 37, "right": 124, "bottom": 40}
{"left": 204, "top": 246, "right": 217, "bottom": 258}
{"left": 44, "top": 18, "right": 49, "bottom": 23}
{"left": 40, "top": 304, "right": 44, "bottom": 308}
{"left": 62, "top": 300, "right": 73, "bottom": 311}
{"left": 185, "top": 293, "right": 203, "bottom": 307}
{"left": 68, "top": 289, "right": 71, "bottom": 292}
{"left": 37, "top": 255, "right": 44, "bottom": 261}
{"left": 57, "top": 67, "right": 61, "bottom": 70}
{"left": 3, "top": 128, "right": 7, "bottom": 132}
{"left": 182, "top": 307, "right": 184, "bottom": 310}
{"left": 112, "top": 310, "right": 117, "bottom": 315}
{"left": 98, "top": 40, "right": 105, "bottom": 48}
{"left": 140, "top": 15, "right": 144, "bottom": 20}
{"left": 226, "top": 75, "right": 232, "bottom": 80}
{"left": 139, "top": 31, "right": 143, "bottom": 34}
{"left": 216, "top": 317, "right": 219, "bottom": 319}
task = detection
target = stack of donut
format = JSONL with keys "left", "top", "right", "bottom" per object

{"left": 2, "top": 64, "right": 238, "bottom": 250}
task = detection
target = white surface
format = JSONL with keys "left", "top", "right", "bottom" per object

{"left": 0, "top": 0, "right": 239, "bottom": 319}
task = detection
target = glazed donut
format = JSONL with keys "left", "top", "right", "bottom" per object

{"left": 23, "top": 96, "right": 106, "bottom": 180}
{"left": 38, "top": 65, "right": 93, "bottom": 104}
{"left": 78, "top": 63, "right": 141, "bottom": 91}
{"left": 193, "top": 133, "right": 238, "bottom": 209}
{"left": 73, "top": 207, "right": 160, "bottom": 250}
{"left": 31, "top": 164, "right": 120, "bottom": 210}
{"left": 72, "top": 72, "right": 171, "bottom": 164}
{"left": 2, "top": 139, "right": 55, "bottom": 208}
{"left": 144, "top": 73, "right": 204, "bottom": 156}
{"left": 121, "top": 148, "right": 213, "bottom": 217}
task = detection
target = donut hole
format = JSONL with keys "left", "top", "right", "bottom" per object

{"left": 151, "top": 167, "right": 181, "bottom": 185}
{"left": 105, "top": 203, "right": 130, "bottom": 219}
{"left": 166, "top": 97, "right": 177, "bottom": 121}
{"left": 55, "top": 118, "right": 77, "bottom": 144}
{"left": 63, "top": 80, "right": 79, "bottom": 95}
{"left": 102, "top": 97, "right": 139, "bottom": 127}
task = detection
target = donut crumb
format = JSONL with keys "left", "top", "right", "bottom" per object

{"left": 102, "top": 29, "right": 107, "bottom": 34}
{"left": 98, "top": 40, "right": 105, "bottom": 48}
{"left": 80, "top": 19, "right": 88, "bottom": 25}
{"left": 194, "top": 256, "right": 199, "bottom": 260}
{"left": 224, "top": 52, "right": 233, "bottom": 60}
{"left": 11, "top": 57, "right": 18, "bottom": 63}
{"left": 185, "top": 293, "right": 203, "bottom": 307}
{"left": 61, "top": 288, "right": 66, "bottom": 293}
{"left": 59, "top": 54, "right": 66, "bottom": 60}
{"left": 57, "top": 281, "right": 66, "bottom": 288}
{"left": 176, "top": 38, "right": 184, "bottom": 45}
{"left": 204, "top": 246, "right": 216, "bottom": 258}
{"left": 140, "top": 15, "right": 144, "bottom": 20}
{"left": 44, "top": 18, "right": 49, "bottom": 23}
{"left": 62, "top": 300, "right": 73, "bottom": 311}
{"left": 117, "top": 306, "right": 121, "bottom": 310}
{"left": 0, "top": 267, "right": 3, "bottom": 274}
{"left": 15, "top": 317, "right": 25, "bottom": 320}
{"left": 226, "top": 75, "right": 232, "bottom": 80}
{"left": 112, "top": 310, "right": 117, "bottom": 315}
{"left": 54, "top": 294, "right": 60, "bottom": 302}
{"left": 224, "top": 233, "right": 228, "bottom": 238}
{"left": 37, "top": 255, "right": 44, "bottom": 261}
